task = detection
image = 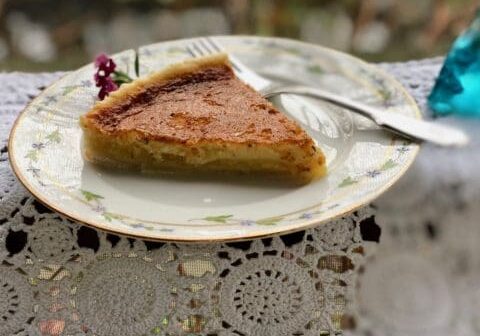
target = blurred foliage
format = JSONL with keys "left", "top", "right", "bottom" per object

{"left": 0, "top": 0, "right": 477, "bottom": 71}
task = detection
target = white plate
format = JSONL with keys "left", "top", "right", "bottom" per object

{"left": 9, "top": 36, "right": 420, "bottom": 242}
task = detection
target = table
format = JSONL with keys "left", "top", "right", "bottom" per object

{"left": 1, "top": 58, "right": 479, "bottom": 336}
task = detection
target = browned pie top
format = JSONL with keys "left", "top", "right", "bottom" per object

{"left": 85, "top": 61, "right": 312, "bottom": 146}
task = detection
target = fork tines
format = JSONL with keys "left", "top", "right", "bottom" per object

{"left": 186, "top": 37, "right": 241, "bottom": 72}
{"left": 186, "top": 37, "right": 220, "bottom": 57}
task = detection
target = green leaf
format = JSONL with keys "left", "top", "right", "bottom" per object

{"left": 379, "top": 89, "right": 392, "bottom": 101}
{"left": 380, "top": 159, "right": 397, "bottom": 171}
{"left": 113, "top": 78, "right": 132, "bottom": 86}
{"left": 62, "top": 86, "right": 77, "bottom": 96}
{"left": 151, "top": 326, "right": 162, "bottom": 335}
{"left": 202, "top": 215, "right": 233, "bottom": 223}
{"left": 81, "top": 190, "right": 104, "bottom": 202}
{"left": 256, "top": 216, "right": 283, "bottom": 226}
{"left": 134, "top": 49, "right": 140, "bottom": 78}
{"left": 113, "top": 70, "right": 133, "bottom": 84}
{"left": 307, "top": 64, "right": 323, "bottom": 74}
{"left": 338, "top": 176, "right": 358, "bottom": 188}
{"left": 103, "top": 213, "right": 113, "bottom": 222}
{"left": 46, "top": 130, "right": 61, "bottom": 143}
{"left": 103, "top": 212, "right": 124, "bottom": 221}
{"left": 25, "top": 150, "right": 38, "bottom": 162}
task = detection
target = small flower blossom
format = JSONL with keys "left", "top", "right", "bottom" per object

{"left": 93, "top": 52, "right": 137, "bottom": 100}
{"left": 366, "top": 170, "right": 381, "bottom": 178}
{"left": 94, "top": 53, "right": 118, "bottom": 100}
{"left": 81, "top": 80, "right": 92, "bottom": 88}
{"left": 97, "top": 77, "right": 118, "bottom": 100}
{"left": 328, "top": 204, "right": 339, "bottom": 210}
{"left": 32, "top": 142, "right": 46, "bottom": 149}
{"left": 240, "top": 220, "right": 255, "bottom": 226}
{"left": 44, "top": 96, "right": 57, "bottom": 105}
{"left": 93, "top": 205, "right": 106, "bottom": 213}
{"left": 300, "top": 213, "right": 313, "bottom": 219}
{"left": 95, "top": 53, "right": 116, "bottom": 73}
{"left": 27, "top": 167, "right": 41, "bottom": 177}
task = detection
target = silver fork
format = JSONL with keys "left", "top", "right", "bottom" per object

{"left": 186, "top": 37, "right": 469, "bottom": 147}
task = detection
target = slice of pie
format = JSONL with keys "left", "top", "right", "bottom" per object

{"left": 80, "top": 54, "right": 326, "bottom": 184}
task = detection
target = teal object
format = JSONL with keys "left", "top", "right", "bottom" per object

{"left": 429, "top": 11, "right": 480, "bottom": 117}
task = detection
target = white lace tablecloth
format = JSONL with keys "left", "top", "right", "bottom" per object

{"left": 1, "top": 58, "right": 480, "bottom": 336}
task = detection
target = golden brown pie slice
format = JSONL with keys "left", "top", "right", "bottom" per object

{"left": 80, "top": 54, "right": 326, "bottom": 184}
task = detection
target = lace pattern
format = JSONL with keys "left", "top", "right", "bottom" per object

{"left": 0, "top": 147, "right": 371, "bottom": 336}
{"left": 1, "top": 58, "right": 479, "bottom": 335}
{"left": 350, "top": 59, "right": 480, "bottom": 336}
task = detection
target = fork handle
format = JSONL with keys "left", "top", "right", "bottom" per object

{"left": 263, "top": 85, "right": 469, "bottom": 147}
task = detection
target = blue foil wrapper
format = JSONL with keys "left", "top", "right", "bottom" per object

{"left": 429, "top": 11, "right": 480, "bottom": 117}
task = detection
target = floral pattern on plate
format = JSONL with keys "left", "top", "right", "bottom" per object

{"left": 9, "top": 36, "right": 420, "bottom": 241}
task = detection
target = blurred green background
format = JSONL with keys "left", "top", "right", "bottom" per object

{"left": 0, "top": 0, "right": 477, "bottom": 71}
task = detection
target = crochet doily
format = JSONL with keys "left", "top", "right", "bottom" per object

{"left": 1, "top": 58, "right": 479, "bottom": 336}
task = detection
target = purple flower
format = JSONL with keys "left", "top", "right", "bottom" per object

{"left": 93, "top": 205, "right": 106, "bottom": 213}
{"left": 32, "top": 142, "right": 45, "bottom": 149}
{"left": 94, "top": 53, "right": 118, "bottom": 100}
{"left": 27, "top": 167, "right": 40, "bottom": 177}
{"left": 96, "top": 77, "right": 118, "bottom": 100}
{"left": 95, "top": 53, "right": 116, "bottom": 74}
{"left": 300, "top": 213, "right": 313, "bottom": 219}
{"left": 366, "top": 170, "right": 381, "bottom": 178}
{"left": 93, "top": 53, "right": 136, "bottom": 100}
{"left": 240, "top": 220, "right": 255, "bottom": 226}
{"left": 81, "top": 80, "right": 92, "bottom": 88}
{"left": 44, "top": 96, "right": 57, "bottom": 105}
